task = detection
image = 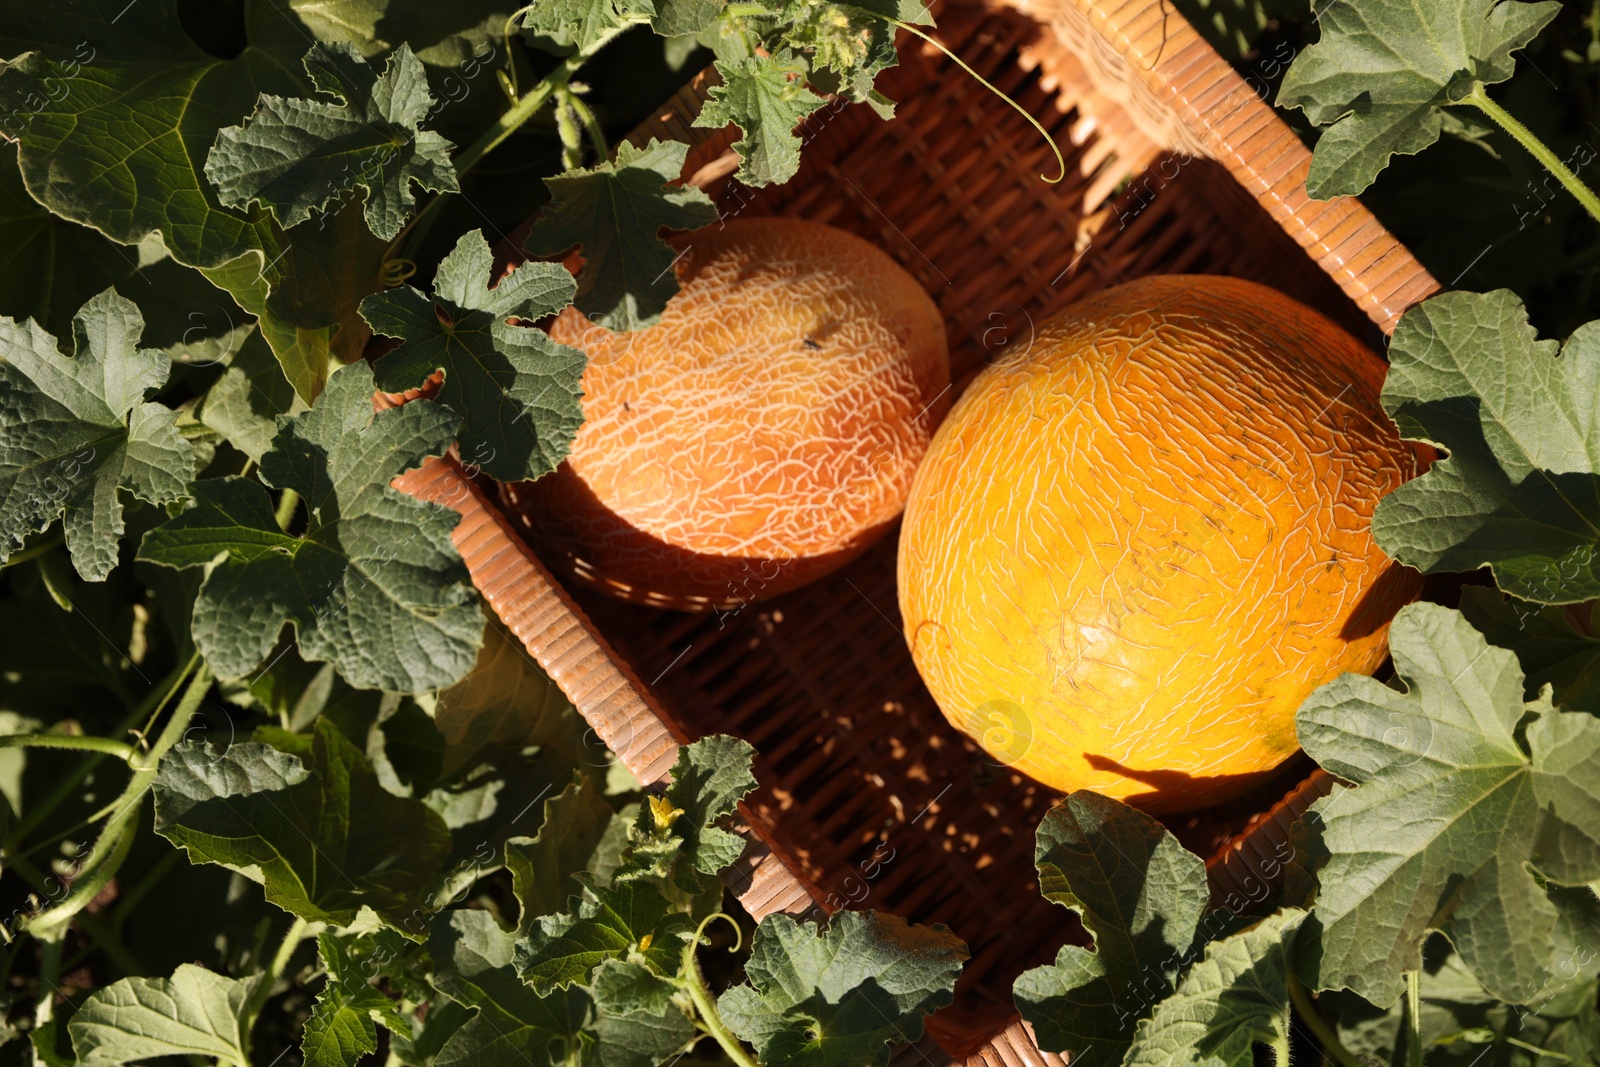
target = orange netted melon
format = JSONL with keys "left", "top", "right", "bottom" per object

{"left": 509, "top": 217, "right": 950, "bottom": 610}
{"left": 897, "top": 275, "right": 1419, "bottom": 813}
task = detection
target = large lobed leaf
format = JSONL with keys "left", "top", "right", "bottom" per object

{"left": 1372, "top": 289, "right": 1600, "bottom": 605}
{"left": 1123, "top": 910, "right": 1307, "bottom": 1067}
{"left": 0, "top": 288, "right": 193, "bottom": 581}
{"left": 1013, "top": 791, "right": 1223, "bottom": 1063}
{"left": 1295, "top": 601, "right": 1600, "bottom": 1006}
{"left": 287, "top": 0, "right": 518, "bottom": 66}
{"left": 207, "top": 43, "right": 458, "bottom": 241}
{"left": 0, "top": 143, "right": 251, "bottom": 360}
{"left": 0, "top": 2, "right": 296, "bottom": 272}
{"left": 361, "top": 229, "right": 587, "bottom": 483}
{"left": 718, "top": 910, "right": 968, "bottom": 1067}
{"left": 525, "top": 139, "right": 717, "bottom": 333}
{"left": 514, "top": 735, "right": 758, "bottom": 990}
{"left": 655, "top": 733, "right": 759, "bottom": 882}
{"left": 1458, "top": 587, "right": 1600, "bottom": 712}
{"left": 138, "top": 360, "right": 484, "bottom": 692}
{"left": 152, "top": 718, "right": 453, "bottom": 932}
{"left": 67, "top": 964, "right": 263, "bottom": 1067}
{"left": 521, "top": 0, "right": 653, "bottom": 53}
{"left": 695, "top": 52, "right": 827, "bottom": 187}
{"left": 0, "top": 2, "right": 390, "bottom": 403}
{"left": 505, "top": 775, "right": 621, "bottom": 931}
{"left": 428, "top": 909, "right": 693, "bottom": 1067}
{"left": 302, "top": 932, "right": 410, "bottom": 1067}
{"left": 1277, "top": 0, "right": 1561, "bottom": 197}
{"left": 516, "top": 879, "right": 693, "bottom": 992}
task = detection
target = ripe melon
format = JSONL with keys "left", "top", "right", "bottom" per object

{"left": 509, "top": 217, "right": 950, "bottom": 610}
{"left": 897, "top": 275, "right": 1419, "bottom": 813}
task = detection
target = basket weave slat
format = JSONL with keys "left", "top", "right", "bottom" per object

{"left": 1003, "top": 0, "right": 1440, "bottom": 330}
{"left": 386, "top": 0, "right": 1440, "bottom": 1060}
{"left": 1206, "top": 770, "right": 1335, "bottom": 913}
{"left": 391, "top": 457, "right": 827, "bottom": 922}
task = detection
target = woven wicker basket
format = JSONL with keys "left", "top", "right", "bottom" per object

{"left": 394, "top": 0, "right": 1441, "bottom": 1061}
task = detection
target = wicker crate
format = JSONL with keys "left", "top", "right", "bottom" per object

{"left": 394, "top": 0, "right": 1440, "bottom": 1061}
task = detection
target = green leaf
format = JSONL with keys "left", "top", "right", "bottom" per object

{"left": 1277, "top": 0, "right": 1561, "bottom": 197}
{"left": 718, "top": 910, "right": 968, "bottom": 1067}
{"left": 152, "top": 717, "right": 452, "bottom": 932}
{"left": 590, "top": 959, "right": 677, "bottom": 1016}
{"left": 695, "top": 53, "right": 826, "bottom": 186}
{"left": 361, "top": 230, "right": 587, "bottom": 483}
{"left": 138, "top": 359, "right": 484, "bottom": 691}
{"left": 766, "top": 0, "right": 906, "bottom": 116}
{"left": 430, "top": 909, "right": 590, "bottom": 1067}
{"left": 66, "top": 963, "right": 264, "bottom": 1067}
{"left": 506, "top": 774, "right": 619, "bottom": 931}
{"left": 194, "top": 329, "right": 306, "bottom": 462}
{"left": 650, "top": 0, "right": 725, "bottom": 36}
{"left": 1458, "top": 587, "right": 1600, "bottom": 712}
{"left": 525, "top": 139, "right": 717, "bottom": 332}
{"left": 199, "top": 199, "right": 389, "bottom": 404}
{"left": 0, "top": 144, "right": 242, "bottom": 354}
{"left": 656, "top": 733, "right": 758, "bottom": 881}
{"left": 389, "top": 998, "right": 472, "bottom": 1067}
{"left": 429, "top": 909, "right": 693, "bottom": 1067}
{"left": 433, "top": 615, "right": 588, "bottom": 778}
{"left": 522, "top": 0, "right": 653, "bottom": 53}
{"left": 424, "top": 745, "right": 578, "bottom": 899}
{"left": 515, "top": 879, "right": 693, "bottom": 992}
{"left": 286, "top": 0, "right": 517, "bottom": 66}
{"left": 0, "top": 4, "right": 387, "bottom": 404}
{"left": 0, "top": 288, "right": 193, "bottom": 581}
{"left": 1295, "top": 601, "right": 1600, "bottom": 1006}
{"left": 1013, "top": 791, "right": 1223, "bottom": 1062}
{"left": 1372, "top": 289, "right": 1600, "bottom": 604}
{"left": 1123, "top": 910, "right": 1307, "bottom": 1067}
{"left": 0, "top": 2, "right": 296, "bottom": 271}
{"left": 207, "top": 43, "right": 458, "bottom": 241}
{"left": 303, "top": 932, "right": 410, "bottom": 1067}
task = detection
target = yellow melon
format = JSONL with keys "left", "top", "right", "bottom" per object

{"left": 510, "top": 217, "right": 950, "bottom": 610}
{"left": 897, "top": 275, "right": 1419, "bottom": 812}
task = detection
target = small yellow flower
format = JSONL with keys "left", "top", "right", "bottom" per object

{"left": 648, "top": 794, "right": 684, "bottom": 831}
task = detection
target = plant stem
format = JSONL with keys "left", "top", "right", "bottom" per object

{"left": 681, "top": 914, "right": 760, "bottom": 1067}
{"left": 22, "top": 663, "right": 212, "bottom": 941}
{"left": 5, "top": 655, "right": 190, "bottom": 851}
{"left": 454, "top": 40, "right": 611, "bottom": 177}
{"left": 240, "top": 916, "right": 311, "bottom": 1038}
{"left": 1289, "top": 975, "right": 1366, "bottom": 1067}
{"left": 1461, "top": 84, "right": 1600, "bottom": 226}
{"left": 387, "top": 24, "right": 631, "bottom": 265}
{"left": 856, "top": 12, "right": 1065, "bottom": 183}
{"left": 274, "top": 488, "right": 300, "bottom": 533}
{"left": 1507, "top": 1036, "right": 1572, "bottom": 1060}
{"left": 1404, "top": 970, "right": 1423, "bottom": 1067}
{"left": 0, "top": 734, "right": 137, "bottom": 759}
{"left": 136, "top": 652, "right": 201, "bottom": 751}
{"left": 1271, "top": 1026, "right": 1292, "bottom": 1067}
{"left": 566, "top": 91, "right": 610, "bottom": 162}
{"left": 555, "top": 87, "right": 584, "bottom": 170}
{"left": 3, "top": 850, "right": 142, "bottom": 975}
